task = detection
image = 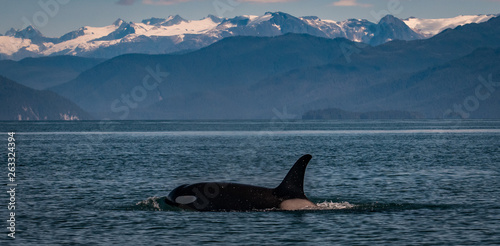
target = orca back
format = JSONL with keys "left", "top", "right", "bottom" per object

{"left": 165, "top": 154, "right": 314, "bottom": 211}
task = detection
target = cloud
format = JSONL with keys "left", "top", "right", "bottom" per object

{"left": 116, "top": 0, "right": 138, "bottom": 5}
{"left": 238, "top": 0, "right": 299, "bottom": 2}
{"left": 117, "top": 0, "right": 191, "bottom": 5}
{"left": 142, "top": 0, "right": 191, "bottom": 5}
{"left": 331, "top": 0, "right": 372, "bottom": 7}
{"left": 117, "top": 0, "right": 299, "bottom": 5}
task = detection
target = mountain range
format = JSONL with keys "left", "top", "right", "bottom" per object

{"left": 0, "top": 76, "right": 91, "bottom": 120}
{"left": 1, "top": 13, "right": 499, "bottom": 120}
{"left": 46, "top": 15, "right": 500, "bottom": 120}
{"left": 0, "top": 12, "right": 496, "bottom": 60}
{"left": 0, "top": 56, "right": 103, "bottom": 89}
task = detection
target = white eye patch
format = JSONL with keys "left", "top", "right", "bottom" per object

{"left": 175, "top": 195, "right": 197, "bottom": 204}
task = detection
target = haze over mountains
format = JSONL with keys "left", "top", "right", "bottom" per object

{"left": 0, "top": 12, "right": 496, "bottom": 60}
{"left": 0, "top": 76, "right": 91, "bottom": 120}
{"left": 0, "top": 56, "right": 103, "bottom": 89}
{"left": 1, "top": 13, "right": 499, "bottom": 120}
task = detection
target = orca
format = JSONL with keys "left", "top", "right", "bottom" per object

{"left": 165, "top": 154, "right": 317, "bottom": 211}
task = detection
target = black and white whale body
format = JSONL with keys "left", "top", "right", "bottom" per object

{"left": 165, "top": 154, "right": 317, "bottom": 211}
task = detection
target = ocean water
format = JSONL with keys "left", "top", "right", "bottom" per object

{"left": 1, "top": 120, "right": 499, "bottom": 245}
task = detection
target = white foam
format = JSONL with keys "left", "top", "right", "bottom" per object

{"left": 315, "top": 201, "right": 355, "bottom": 210}
{"left": 135, "top": 197, "right": 355, "bottom": 211}
{"left": 135, "top": 196, "right": 165, "bottom": 211}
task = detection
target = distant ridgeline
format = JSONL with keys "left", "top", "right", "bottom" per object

{"left": 302, "top": 108, "right": 424, "bottom": 120}
{"left": 1, "top": 14, "right": 500, "bottom": 120}
{"left": 0, "top": 76, "right": 91, "bottom": 120}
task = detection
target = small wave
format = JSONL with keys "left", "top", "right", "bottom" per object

{"left": 132, "top": 197, "right": 355, "bottom": 212}
{"left": 134, "top": 196, "right": 180, "bottom": 211}
{"left": 314, "top": 201, "right": 355, "bottom": 210}
{"left": 132, "top": 198, "right": 450, "bottom": 213}
{"left": 134, "top": 197, "right": 359, "bottom": 211}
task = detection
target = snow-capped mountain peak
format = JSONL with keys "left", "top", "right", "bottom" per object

{"left": 6, "top": 25, "right": 42, "bottom": 39}
{"left": 4, "top": 28, "right": 18, "bottom": 37}
{"left": 0, "top": 12, "right": 497, "bottom": 60}
{"left": 141, "top": 15, "right": 188, "bottom": 26}
{"left": 113, "top": 18, "right": 126, "bottom": 26}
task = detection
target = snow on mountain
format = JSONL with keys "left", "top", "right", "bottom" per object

{"left": 0, "top": 36, "right": 35, "bottom": 56}
{"left": 134, "top": 16, "right": 220, "bottom": 36}
{"left": 0, "top": 12, "right": 496, "bottom": 60}
{"left": 42, "top": 24, "right": 122, "bottom": 56}
{"left": 403, "top": 14, "right": 496, "bottom": 37}
{"left": 247, "top": 13, "right": 272, "bottom": 25}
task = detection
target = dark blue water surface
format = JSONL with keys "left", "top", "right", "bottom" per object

{"left": 1, "top": 120, "right": 499, "bottom": 245}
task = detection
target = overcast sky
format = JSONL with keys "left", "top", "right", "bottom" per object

{"left": 1, "top": 0, "right": 499, "bottom": 37}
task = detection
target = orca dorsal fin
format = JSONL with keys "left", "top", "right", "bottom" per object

{"left": 274, "top": 154, "right": 312, "bottom": 200}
